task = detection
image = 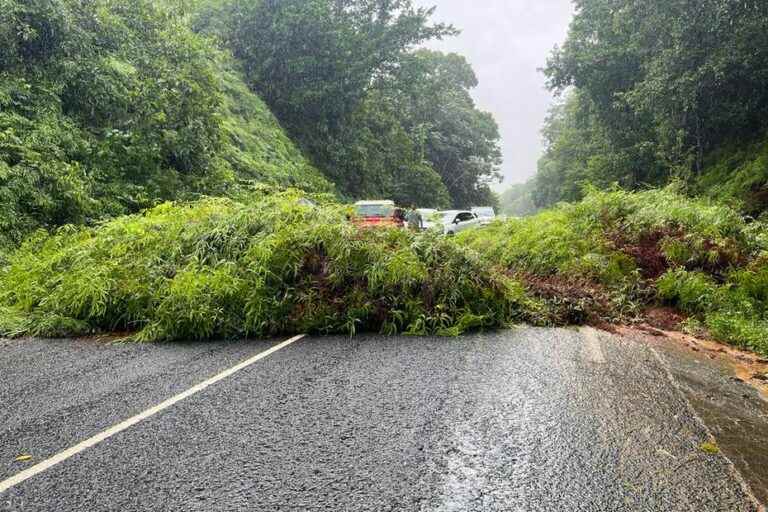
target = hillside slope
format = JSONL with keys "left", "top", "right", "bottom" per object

{"left": 0, "top": 0, "right": 331, "bottom": 248}
{"left": 695, "top": 136, "right": 768, "bottom": 216}
{"left": 459, "top": 187, "right": 768, "bottom": 355}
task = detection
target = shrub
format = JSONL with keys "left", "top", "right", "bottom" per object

{"left": 458, "top": 208, "right": 608, "bottom": 278}
{"left": 705, "top": 313, "right": 768, "bottom": 355}
{"left": 4, "top": 184, "right": 767, "bottom": 356}
{"left": 696, "top": 137, "right": 768, "bottom": 216}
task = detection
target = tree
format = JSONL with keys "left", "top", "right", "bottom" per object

{"left": 204, "top": 0, "right": 453, "bottom": 148}
{"left": 533, "top": 91, "right": 641, "bottom": 208}
{"left": 378, "top": 50, "right": 503, "bottom": 207}
{"left": 537, "top": 0, "right": 768, "bottom": 210}
{"left": 322, "top": 89, "right": 452, "bottom": 208}
{"left": 201, "top": 1, "right": 502, "bottom": 207}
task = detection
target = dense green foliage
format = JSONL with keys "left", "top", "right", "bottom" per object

{"left": 378, "top": 50, "right": 502, "bottom": 208}
{"left": 459, "top": 187, "right": 768, "bottom": 354}
{"left": 200, "top": 0, "right": 502, "bottom": 207}
{"left": 0, "top": 0, "right": 330, "bottom": 248}
{"left": 490, "top": 1, "right": 768, "bottom": 353}
{"left": 0, "top": 0, "right": 504, "bottom": 249}
{"left": 531, "top": 0, "right": 768, "bottom": 211}
{"left": 0, "top": 190, "right": 533, "bottom": 341}
{"left": 5, "top": 0, "right": 768, "bottom": 360}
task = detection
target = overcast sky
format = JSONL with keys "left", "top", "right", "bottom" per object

{"left": 414, "top": 0, "right": 575, "bottom": 190}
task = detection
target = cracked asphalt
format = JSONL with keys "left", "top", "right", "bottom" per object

{"left": 0, "top": 328, "right": 765, "bottom": 511}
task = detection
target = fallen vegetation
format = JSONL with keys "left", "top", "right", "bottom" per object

{"left": 0, "top": 189, "right": 534, "bottom": 342}
{"left": 458, "top": 187, "right": 768, "bottom": 356}
{"left": 2, "top": 186, "right": 766, "bottom": 355}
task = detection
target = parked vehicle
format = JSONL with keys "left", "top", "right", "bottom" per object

{"left": 352, "top": 200, "right": 405, "bottom": 228}
{"left": 439, "top": 210, "right": 480, "bottom": 235}
{"left": 471, "top": 206, "right": 496, "bottom": 225}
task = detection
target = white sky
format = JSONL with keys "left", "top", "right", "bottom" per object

{"left": 414, "top": 0, "right": 575, "bottom": 189}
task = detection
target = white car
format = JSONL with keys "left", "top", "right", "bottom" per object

{"left": 439, "top": 210, "right": 480, "bottom": 235}
{"left": 471, "top": 206, "right": 496, "bottom": 226}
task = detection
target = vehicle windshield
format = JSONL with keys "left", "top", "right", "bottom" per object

{"left": 473, "top": 207, "right": 495, "bottom": 218}
{"left": 355, "top": 204, "right": 395, "bottom": 218}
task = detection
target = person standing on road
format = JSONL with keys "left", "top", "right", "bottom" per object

{"left": 406, "top": 205, "right": 423, "bottom": 231}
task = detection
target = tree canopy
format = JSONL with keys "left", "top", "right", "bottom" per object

{"left": 498, "top": 181, "right": 537, "bottom": 218}
{"left": 201, "top": 0, "right": 502, "bottom": 207}
{"left": 532, "top": 0, "right": 768, "bottom": 212}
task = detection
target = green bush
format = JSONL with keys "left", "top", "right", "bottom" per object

{"left": 0, "top": 190, "right": 534, "bottom": 341}
{"left": 4, "top": 183, "right": 767, "bottom": 355}
{"left": 656, "top": 263, "right": 768, "bottom": 354}
{"left": 458, "top": 208, "right": 608, "bottom": 278}
{"left": 696, "top": 137, "right": 768, "bottom": 215}
{"left": 462, "top": 186, "right": 758, "bottom": 284}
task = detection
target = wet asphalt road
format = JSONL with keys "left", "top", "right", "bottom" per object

{"left": 0, "top": 328, "right": 764, "bottom": 511}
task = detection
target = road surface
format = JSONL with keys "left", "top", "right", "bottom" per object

{"left": 0, "top": 328, "right": 765, "bottom": 511}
